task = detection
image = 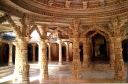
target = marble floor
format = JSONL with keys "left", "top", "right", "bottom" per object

{"left": 1, "top": 62, "right": 128, "bottom": 84}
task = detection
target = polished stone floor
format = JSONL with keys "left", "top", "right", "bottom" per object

{"left": 1, "top": 62, "right": 128, "bottom": 84}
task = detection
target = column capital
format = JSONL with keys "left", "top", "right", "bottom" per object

{"left": 31, "top": 43, "right": 37, "bottom": 47}
{"left": 64, "top": 41, "right": 70, "bottom": 46}
{"left": 47, "top": 42, "right": 51, "bottom": 46}
{"left": 16, "top": 37, "right": 30, "bottom": 43}
{"left": 8, "top": 42, "right": 13, "bottom": 46}
{"left": 57, "top": 39, "right": 63, "bottom": 44}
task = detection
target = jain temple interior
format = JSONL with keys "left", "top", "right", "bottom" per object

{"left": 0, "top": 0, "right": 128, "bottom": 83}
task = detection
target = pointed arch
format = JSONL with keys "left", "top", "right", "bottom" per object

{"left": 84, "top": 25, "right": 111, "bottom": 42}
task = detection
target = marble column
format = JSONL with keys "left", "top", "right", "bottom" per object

{"left": 32, "top": 43, "right": 36, "bottom": 62}
{"left": 38, "top": 39, "right": 49, "bottom": 82}
{"left": 82, "top": 38, "right": 89, "bottom": 68}
{"left": 65, "top": 42, "right": 69, "bottom": 62}
{"left": 114, "top": 37, "right": 125, "bottom": 80}
{"left": 58, "top": 39, "right": 62, "bottom": 65}
{"left": 72, "top": 38, "right": 81, "bottom": 79}
{"left": 8, "top": 43, "right": 13, "bottom": 66}
{"left": 48, "top": 43, "right": 51, "bottom": 62}
{"left": 110, "top": 37, "right": 115, "bottom": 69}
{"left": 14, "top": 37, "right": 30, "bottom": 83}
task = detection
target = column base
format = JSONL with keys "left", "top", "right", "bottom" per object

{"left": 58, "top": 62, "right": 63, "bottom": 65}
{"left": 40, "top": 74, "right": 49, "bottom": 83}
{"left": 48, "top": 60, "right": 52, "bottom": 63}
{"left": 114, "top": 75, "right": 125, "bottom": 81}
{"left": 66, "top": 60, "right": 70, "bottom": 63}
{"left": 8, "top": 63, "right": 13, "bottom": 66}
{"left": 71, "top": 72, "right": 81, "bottom": 80}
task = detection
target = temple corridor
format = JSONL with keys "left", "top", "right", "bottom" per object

{"left": 0, "top": 0, "right": 128, "bottom": 83}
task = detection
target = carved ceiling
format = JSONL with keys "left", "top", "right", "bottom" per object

{"left": 0, "top": 0, "right": 128, "bottom": 41}
{"left": 0, "top": 0, "right": 127, "bottom": 25}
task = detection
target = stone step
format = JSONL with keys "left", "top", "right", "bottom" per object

{"left": 0, "top": 66, "right": 14, "bottom": 78}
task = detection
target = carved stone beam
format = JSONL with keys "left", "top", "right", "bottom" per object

{"left": 109, "top": 17, "right": 128, "bottom": 36}
{"left": 29, "top": 24, "right": 37, "bottom": 35}
{"left": 35, "top": 25, "right": 42, "bottom": 39}
{"left": 20, "top": 18, "right": 28, "bottom": 37}
{"left": 37, "top": 25, "right": 48, "bottom": 39}
{"left": 56, "top": 26, "right": 69, "bottom": 36}
{"left": 6, "top": 14, "right": 21, "bottom": 36}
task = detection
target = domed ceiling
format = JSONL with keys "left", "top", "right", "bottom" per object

{"left": 0, "top": 0, "right": 128, "bottom": 24}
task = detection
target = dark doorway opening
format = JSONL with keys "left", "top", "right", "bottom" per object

{"left": 35, "top": 45, "right": 38, "bottom": 61}
{"left": 91, "top": 34, "right": 109, "bottom": 63}
{"left": 122, "top": 39, "right": 128, "bottom": 62}
{"left": 62, "top": 46, "right": 66, "bottom": 61}
{"left": 0, "top": 43, "right": 9, "bottom": 66}
{"left": 28, "top": 44, "right": 32, "bottom": 62}
{"left": 12, "top": 45, "right": 15, "bottom": 64}
{"left": 79, "top": 44, "right": 83, "bottom": 63}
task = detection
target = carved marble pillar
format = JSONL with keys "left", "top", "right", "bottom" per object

{"left": 72, "top": 38, "right": 81, "bottom": 79}
{"left": 109, "top": 37, "right": 115, "bottom": 69}
{"left": 8, "top": 43, "right": 13, "bottom": 66}
{"left": 65, "top": 42, "right": 69, "bottom": 62}
{"left": 114, "top": 37, "right": 125, "bottom": 80}
{"left": 82, "top": 38, "right": 89, "bottom": 68}
{"left": 58, "top": 39, "right": 62, "bottom": 65}
{"left": 14, "top": 37, "right": 30, "bottom": 83}
{"left": 32, "top": 43, "right": 36, "bottom": 62}
{"left": 48, "top": 43, "right": 52, "bottom": 62}
{"left": 38, "top": 39, "right": 49, "bottom": 82}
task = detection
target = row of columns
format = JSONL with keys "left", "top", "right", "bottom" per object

{"left": 8, "top": 41, "right": 71, "bottom": 66}
{"left": 8, "top": 38, "right": 70, "bottom": 83}
{"left": 7, "top": 37, "right": 125, "bottom": 83}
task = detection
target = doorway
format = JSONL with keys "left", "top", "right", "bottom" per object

{"left": 122, "top": 39, "right": 128, "bottom": 62}
{"left": 91, "top": 34, "right": 109, "bottom": 63}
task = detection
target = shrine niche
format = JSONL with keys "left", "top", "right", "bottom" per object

{"left": 85, "top": 29, "right": 111, "bottom": 64}
{"left": 91, "top": 33, "right": 108, "bottom": 63}
{"left": 79, "top": 42, "right": 83, "bottom": 63}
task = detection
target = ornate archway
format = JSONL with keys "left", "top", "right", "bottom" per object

{"left": 91, "top": 33, "right": 109, "bottom": 63}
{"left": 84, "top": 28, "right": 111, "bottom": 66}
